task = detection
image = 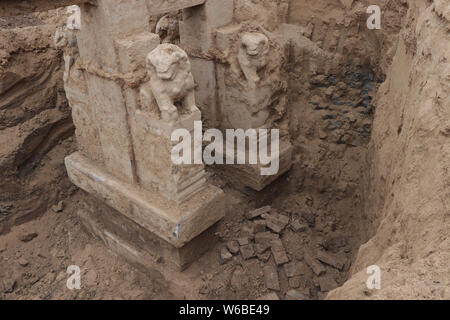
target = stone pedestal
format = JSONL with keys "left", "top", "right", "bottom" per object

{"left": 77, "top": 192, "right": 218, "bottom": 270}
{"left": 132, "top": 110, "right": 207, "bottom": 204}
{"left": 66, "top": 152, "right": 224, "bottom": 265}
{"left": 66, "top": 107, "right": 225, "bottom": 268}
{"left": 215, "top": 138, "right": 293, "bottom": 191}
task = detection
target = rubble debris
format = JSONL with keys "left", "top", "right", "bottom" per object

{"left": 51, "top": 201, "right": 64, "bottom": 213}
{"left": 226, "top": 241, "right": 240, "bottom": 255}
{"left": 219, "top": 247, "right": 233, "bottom": 265}
{"left": 246, "top": 206, "right": 271, "bottom": 220}
{"left": 252, "top": 220, "right": 267, "bottom": 233}
{"left": 230, "top": 266, "right": 248, "bottom": 292}
{"left": 2, "top": 279, "right": 16, "bottom": 294}
{"left": 266, "top": 220, "right": 283, "bottom": 234}
{"left": 270, "top": 239, "right": 289, "bottom": 266}
{"left": 318, "top": 276, "right": 338, "bottom": 292}
{"left": 272, "top": 249, "right": 289, "bottom": 266}
{"left": 264, "top": 265, "right": 280, "bottom": 291}
{"left": 263, "top": 212, "right": 289, "bottom": 234}
{"left": 322, "top": 235, "right": 348, "bottom": 252}
{"left": 56, "top": 249, "right": 65, "bottom": 258}
{"left": 18, "top": 258, "right": 29, "bottom": 267}
{"left": 290, "top": 220, "right": 308, "bottom": 232}
{"left": 288, "top": 276, "right": 301, "bottom": 288}
{"left": 237, "top": 237, "right": 250, "bottom": 246}
{"left": 316, "top": 251, "right": 346, "bottom": 270}
{"left": 240, "top": 245, "right": 256, "bottom": 260}
{"left": 257, "top": 251, "right": 271, "bottom": 262}
{"left": 283, "top": 262, "right": 305, "bottom": 278}
{"left": 255, "top": 242, "right": 271, "bottom": 254}
{"left": 286, "top": 289, "right": 308, "bottom": 300}
{"left": 199, "top": 285, "right": 209, "bottom": 295}
{"left": 304, "top": 252, "right": 326, "bottom": 276}
{"left": 18, "top": 232, "right": 38, "bottom": 243}
{"left": 257, "top": 292, "right": 280, "bottom": 300}
{"left": 240, "top": 226, "right": 254, "bottom": 238}
{"left": 305, "top": 196, "right": 314, "bottom": 207}
{"left": 254, "top": 232, "right": 279, "bottom": 244}
{"left": 301, "top": 211, "right": 316, "bottom": 227}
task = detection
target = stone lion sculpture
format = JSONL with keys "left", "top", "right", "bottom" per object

{"left": 140, "top": 44, "right": 198, "bottom": 122}
{"left": 238, "top": 32, "right": 270, "bottom": 87}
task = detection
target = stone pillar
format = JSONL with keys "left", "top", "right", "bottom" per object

{"left": 64, "top": 0, "right": 225, "bottom": 270}
{"left": 179, "top": 0, "right": 234, "bottom": 128}
{"left": 181, "top": 0, "right": 293, "bottom": 191}
{"left": 214, "top": 25, "right": 294, "bottom": 190}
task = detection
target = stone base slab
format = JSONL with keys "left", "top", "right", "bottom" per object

{"left": 216, "top": 140, "right": 293, "bottom": 191}
{"left": 78, "top": 192, "right": 218, "bottom": 270}
{"left": 65, "top": 152, "right": 225, "bottom": 248}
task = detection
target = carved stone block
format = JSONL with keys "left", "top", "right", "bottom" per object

{"left": 66, "top": 152, "right": 225, "bottom": 248}
{"left": 146, "top": 0, "right": 206, "bottom": 16}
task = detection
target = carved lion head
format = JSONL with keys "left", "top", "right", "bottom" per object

{"left": 241, "top": 32, "right": 269, "bottom": 60}
{"left": 146, "top": 44, "right": 190, "bottom": 81}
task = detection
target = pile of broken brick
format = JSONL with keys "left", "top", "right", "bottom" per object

{"left": 219, "top": 206, "right": 347, "bottom": 299}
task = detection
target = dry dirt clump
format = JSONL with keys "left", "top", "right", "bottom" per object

{"left": 0, "top": 9, "right": 76, "bottom": 235}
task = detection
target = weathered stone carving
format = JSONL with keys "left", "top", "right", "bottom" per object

{"left": 140, "top": 44, "right": 199, "bottom": 122}
{"left": 155, "top": 14, "right": 180, "bottom": 44}
{"left": 238, "top": 32, "right": 270, "bottom": 87}
{"left": 215, "top": 26, "right": 287, "bottom": 130}
{"left": 56, "top": 13, "right": 104, "bottom": 165}
{"left": 54, "top": 5, "right": 81, "bottom": 82}
{"left": 54, "top": 27, "right": 79, "bottom": 82}
{"left": 213, "top": 24, "right": 292, "bottom": 190}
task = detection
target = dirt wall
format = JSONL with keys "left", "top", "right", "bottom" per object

{"left": 329, "top": 0, "right": 450, "bottom": 299}
{"left": 283, "top": 0, "right": 408, "bottom": 269}
{"left": 0, "top": 10, "right": 76, "bottom": 234}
